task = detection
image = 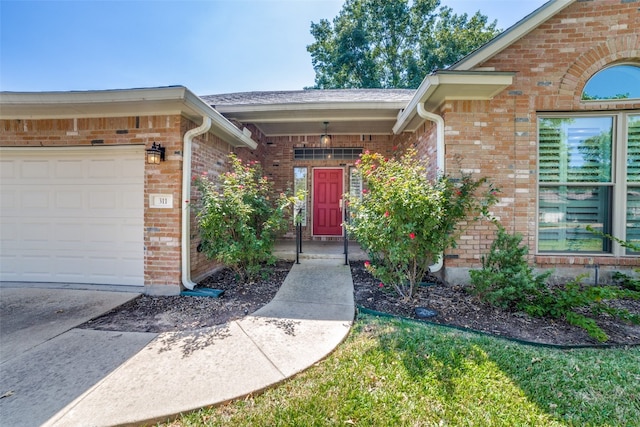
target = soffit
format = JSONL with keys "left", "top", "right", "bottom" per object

{"left": 203, "top": 89, "right": 415, "bottom": 136}
{"left": 394, "top": 71, "right": 515, "bottom": 133}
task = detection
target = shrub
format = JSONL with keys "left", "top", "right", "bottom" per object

{"left": 471, "top": 226, "right": 640, "bottom": 342}
{"left": 529, "top": 275, "right": 640, "bottom": 342}
{"left": 346, "top": 149, "right": 497, "bottom": 301}
{"left": 469, "top": 223, "right": 550, "bottom": 310}
{"left": 194, "top": 154, "right": 291, "bottom": 282}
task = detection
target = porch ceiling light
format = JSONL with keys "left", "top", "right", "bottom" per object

{"left": 320, "top": 121, "right": 331, "bottom": 145}
{"left": 146, "top": 142, "right": 165, "bottom": 164}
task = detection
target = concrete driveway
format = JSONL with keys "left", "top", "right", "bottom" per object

{"left": 0, "top": 285, "right": 157, "bottom": 427}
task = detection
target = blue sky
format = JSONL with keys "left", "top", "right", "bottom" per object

{"left": 1, "top": 0, "right": 548, "bottom": 95}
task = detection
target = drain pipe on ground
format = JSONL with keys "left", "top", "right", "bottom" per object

{"left": 416, "top": 102, "right": 444, "bottom": 273}
{"left": 181, "top": 116, "right": 212, "bottom": 290}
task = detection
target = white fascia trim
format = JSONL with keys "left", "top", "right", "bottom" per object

{"left": 182, "top": 89, "right": 257, "bottom": 149}
{"left": 392, "top": 71, "right": 514, "bottom": 134}
{"left": 0, "top": 86, "right": 257, "bottom": 150}
{"left": 450, "top": 0, "right": 575, "bottom": 71}
{"left": 214, "top": 101, "right": 410, "bottom": 114}
{"left": 393, "top": 74, "right": 439, "bottom": 134}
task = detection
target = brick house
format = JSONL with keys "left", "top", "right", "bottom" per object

{"left": 1, "top": 0, "right": 638, "bottom": 294}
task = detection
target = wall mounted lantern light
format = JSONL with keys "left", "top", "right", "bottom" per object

{"left": 320, "top": 121, "right": 331, "bottom": 145}
{"left": 146, "top": 142, "right": 165, "bottom": 164}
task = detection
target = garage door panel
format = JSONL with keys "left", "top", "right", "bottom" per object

{"left": 21, "top": 160, "right": 50, "bottom": 179}
{"left": 0, "top": 147, "right": 144, "bottom": 286}
{"left": 55, "top": 159, "right": 84, "bottom": 179}
{"left": 23, "top": 191, "right": 50, "bottom": 209}
{"left": 1, "top": 160, "right": 15, "bottom": 178}
{"left": 21, "top": 222, "right": 52, "bottom": 244}
{"left": 88, "top": 159, "right": 119, "bottom": 179}
{"left": 56, "top": 191, "right": 83, "bottom": 209}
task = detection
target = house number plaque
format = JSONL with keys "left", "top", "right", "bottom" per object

{"left": 149, "top": 194, "right": 173, "bottom": 209}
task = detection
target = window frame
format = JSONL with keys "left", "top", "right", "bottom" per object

{"left": 536, "top": 111, "right": 639, "bottom": 257}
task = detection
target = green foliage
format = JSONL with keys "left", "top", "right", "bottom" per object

{"left": 347, "top": 149, "right": 497, "bottom": 301}
{"left": 586, "top": 225, "right": 640, "bottom": 291}
{"left": 613, "top": 271, "right": 640, "bottom": 291}
{"left": 471, "top": 228, "right": 640, "bottom": 342}
{"left": 581, "top": 91, "right": 630, "bottom": 100}
{"left": 469, "top": 224, "right": 551, "bottom": 310}
{"left": 194, "top": 154, "right": 290, "bottom": 282}
{"left": 307, "top": 0, "right": 499, "bottom": 89}
{"left": 529, "top": 275, "right": 640, "bottom": 342}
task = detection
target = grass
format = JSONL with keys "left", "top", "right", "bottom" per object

{"left": 164, "top": 314, "right": 640, "bottom": 427}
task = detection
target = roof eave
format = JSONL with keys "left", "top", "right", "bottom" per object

{"left": 0, "top": 87, "right": 256, "bottom": 149}
{"left": 393, "top": 71, "right": 515, "bottom": 134}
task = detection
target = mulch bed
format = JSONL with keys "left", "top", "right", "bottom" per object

{"left": 82, "top": 260, "right": 640, "bottom": 346}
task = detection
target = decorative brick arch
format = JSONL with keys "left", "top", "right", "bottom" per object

{"left": 559, "top": 35, "right": 640, "bottom": 100}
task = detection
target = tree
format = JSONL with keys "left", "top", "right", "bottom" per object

{"left": 307, "top": 0, "right": 500, "bottom": 89}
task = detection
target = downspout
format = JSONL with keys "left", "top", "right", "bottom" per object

{"left": 416, "top": 102, "right": 445, "bottom": 273}
{"left": 181, "top": 116, "right": 212, "bottom": 290}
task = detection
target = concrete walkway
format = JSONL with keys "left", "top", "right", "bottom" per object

{"left": 43, "top": 258, "right": 355, "bottom": 426}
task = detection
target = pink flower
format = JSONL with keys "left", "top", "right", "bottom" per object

{"left": 355, "top": 159, "right": 361, "bottom": 166}
{"left": 364, "top": 261, "right": 371, "bottom": 268}
{"left": 409, "top": 232, "right": 416, "bottom": 240}
{"left": 384, "top": 211, "right": 389, "bottom": 217}
{"left": 238, "top": 185, "right": 244, "bottom": 189}
{"left": 379, "top": 283, "right": 384, "bottom": 288}
{"left": 370, "top": 164, "right": 376, "bottom": 170}
{"left": 202, "top": 171, "right": 208, "bottom": 176}
{"left": 390, "top": 177, "right": 396, "bottom": 182}
{"left": 362, "top": 189, "right": 369, "bottom": 194}
{"left": 364, "top": 150, "right": 370, "bottom": 155}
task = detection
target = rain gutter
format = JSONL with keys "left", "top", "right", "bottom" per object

{"left": 181, "top": 116, "right": 212, "bottom": 290}
{"left": 416, "top": 102, "right": 445, "bottom": 274}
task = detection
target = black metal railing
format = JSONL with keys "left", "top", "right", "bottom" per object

{"left": 295, "top": 207, "right": 303, "bottom": 264}
{"left": 343, "top": 204, "right": 349, "bottom": 265}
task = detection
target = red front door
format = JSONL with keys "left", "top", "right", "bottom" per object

{"left": 313, "top": 169, "right": 343, "bottom": 236}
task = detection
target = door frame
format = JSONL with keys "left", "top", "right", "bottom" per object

{"left": 311, "top": 167, "right": 345, "bottom": 237}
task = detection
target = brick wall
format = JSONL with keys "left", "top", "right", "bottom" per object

{"left": 263, "top": 134, "right": 397, "bottom": 239}
{"left": 402, "top": 0, "right": 640, "bottom": 282}
{"left": 1, "top": 114, "right": 245, "bottom": 293}
{"left": 187, "top": 118, "right": 238, "bottom": 281}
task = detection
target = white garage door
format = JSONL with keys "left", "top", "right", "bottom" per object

{"left": 0, "top": 146, "right": 144, "bottom": 287}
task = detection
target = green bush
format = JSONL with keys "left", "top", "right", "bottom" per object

{"left": 194, "top": 154, "right": 291, "bottom": 282}
{"left": 471, "top": 226, "right": 640, "bottom": 342}
{"left": 529, "top": 275, "right": 640, "bottom": 342}
{"left": 469, "top": 224, "right": 550, "bottom": 310}
{"left": 346, "top": 149, "right": 497, "bottom": 301}
{"left": 586, "top": 225, "right": 640, "bottom": 291}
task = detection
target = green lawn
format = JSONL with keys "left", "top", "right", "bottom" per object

{"left": 166, "top": 314, "right": 640, "bottom": 426}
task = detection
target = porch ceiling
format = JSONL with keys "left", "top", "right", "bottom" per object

{"left": 203, "top": 89, "right": 415, "bottom": 137}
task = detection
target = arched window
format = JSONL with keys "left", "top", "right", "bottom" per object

{"left": 582, "top": 64, "right": 640, "bottom": 101}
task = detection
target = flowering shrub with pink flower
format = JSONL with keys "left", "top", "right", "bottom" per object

{"left": 346, "top": 149, "right": 498, "bottom": 301}
{"left": 194, "top": 154, "right": 291, "bottom": 282}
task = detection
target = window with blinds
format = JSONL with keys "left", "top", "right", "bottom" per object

{"left": 627, "top": 115, "right": 640, "bottom": 254}
{"left": 538, "top": 113, "right": 640, "bottom": 255}
{"left": 538, "top": 117, "right": 613, "bottom": 253}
